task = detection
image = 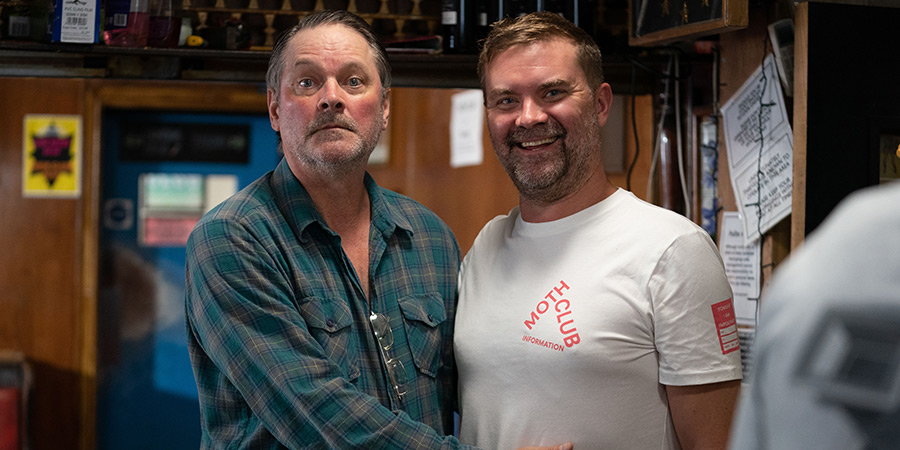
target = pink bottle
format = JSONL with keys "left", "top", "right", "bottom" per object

{"left": 104, "top": 0, "right": 149, "bottom": 47}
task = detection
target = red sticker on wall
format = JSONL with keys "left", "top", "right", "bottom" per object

{"left": 711, "top": 299, "right": 740, "bottom": 355}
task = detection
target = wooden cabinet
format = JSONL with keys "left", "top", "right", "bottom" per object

{"left": 791, "top": 1, "right": 900, "bottom": 248}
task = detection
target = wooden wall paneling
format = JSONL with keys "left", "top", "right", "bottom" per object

{"left": 389, "top": 88, "right": 519, "bottom": 254}
{"left": 607, "top": 94, "right": 654, "bottom": 202}
{"left": 366, "top": 89, "right": 409, "bottom": 196}
{"left": 791, "top": 2, "right": 808, "bottom": 251}
{"left": 387, "top": 88, "right": 654, "bottom": 254}
{"left": 0, "top": 77, "right": 88, "bottom": 450}
{"left": 79, "top": 79, "right": 102, "bottom": 450}
{"left": 94, "top": 81, "right": 269, "bottom": 112}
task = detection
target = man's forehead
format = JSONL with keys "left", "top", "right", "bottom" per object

{"left": 290, "top": 23, "right": 371, "bottom": 54}
{"left": 492, "top": 37, "right": 574, "bottom": 60}
{"left": 284, "top": 24, "right": 376, "bottom": 70}
{"left": 487, "top": 39, "right": 576, "bottom": 71}
{"left": 485, "top": 41, "right": 581, "bottom": 90}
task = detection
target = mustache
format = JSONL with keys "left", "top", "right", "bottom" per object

{"left": 307, "top": 112, "right": 358, "bottom": 136}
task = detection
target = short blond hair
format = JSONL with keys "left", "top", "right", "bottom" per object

{"left": 478, "top": 11, "right": 604, "bottom": 91}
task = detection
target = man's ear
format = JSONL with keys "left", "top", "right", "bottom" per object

{"left": 267, "top": 89, "right": 280, "bottom": 133}
{"left": 594, "top": 83, "right": 613, "bottom": 128}
{"left": 381, "top": 88, "right": 391, "bottom": 131}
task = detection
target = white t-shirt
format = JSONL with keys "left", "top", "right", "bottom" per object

{"left": 455, "top": 189, "right": 743, "bottom": 450}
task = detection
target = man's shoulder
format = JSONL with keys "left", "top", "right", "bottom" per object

{"left": 190, "top": 172, "right": 280, "bottom": 243}
{"left": 611, "top": 191, "right": 705, "bottom": 238}
{"left": 466, "top": 208, "right": 518, "bottom": 255}
{"left": 207, "top": 173, "right": 276, "bottom": 220}
{"left": 378, "top": 187, "right": 455, "bottom": 234}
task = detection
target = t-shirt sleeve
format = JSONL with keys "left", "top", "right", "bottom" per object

{"left": 649, "top": 229, "right": 744, "bottom": 386}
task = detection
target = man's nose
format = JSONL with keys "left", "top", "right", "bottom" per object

{"left": 515, "top": 98, "right": 547, "bottom": 128}
{"left": 319, "top": 79, "right": 345, "bottom": 111}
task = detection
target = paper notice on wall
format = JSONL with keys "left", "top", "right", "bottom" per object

{"left": 204, "top": 174, "right": 238, "bottom": 213}
{"left": 140, "top": 173, "right": 204, "bottom": 210}
{"left": 721, "top": 54, "right": 793, "bottom": 244}
{"left": 450, "top": 89, "right": 484, "bottom": 168}
{"left": 719, "top": 211, "right": 760, "bottom": 327}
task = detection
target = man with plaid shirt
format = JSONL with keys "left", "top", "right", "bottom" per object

{"left": 185, "top": 10, "right": 465, "bottom": 449}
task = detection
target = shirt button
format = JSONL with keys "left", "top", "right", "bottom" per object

{"left": 426, "top": 314, "right": 434, "bottom": 323}
{"left": 326, "top": 318, "right": 335, "bottom": 328}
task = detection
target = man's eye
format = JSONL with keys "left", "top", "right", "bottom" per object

{"left": 347, "top": 77, "right": 362, "bottom": 87}
{"left": 545, "top": 89, "right": 561, "bottom": 98}
{"left": 298, "top": 79, "right": 313, "bottom": 88}
{"left": 498, "top": 98, "right": 515, "bottom": 106}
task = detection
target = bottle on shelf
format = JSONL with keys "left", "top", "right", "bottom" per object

{"left": 473, "top": 1, "right": 489, "bottom": 44}
{"left": 177, "top": 16, "right": 192, "bottom": 46}
{"left": 147, "top": 0, "right": 177, "bottom": 47}
{"left": 103, "top": 0, "right": 149, "bottom": 47}
{"left": 441, "top": 0, "right": 471, "bottom": 53}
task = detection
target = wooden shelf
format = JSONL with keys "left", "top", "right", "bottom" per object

{"left": 0, "top": 40, "right": 677, "bottom": 93}
{"left": 0, "top": 41, "right": 479, "bottom": 87}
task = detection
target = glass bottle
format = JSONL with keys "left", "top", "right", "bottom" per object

{"left": 104, "top": 0, "right": 149, "bottom": 47}
{"left": 147, "top": 0, "right": 175, "bottom": 47}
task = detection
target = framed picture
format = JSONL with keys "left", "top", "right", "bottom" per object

{"left": 878, "top": 132, "right": 900, "bottom": 183}
{"left": 869, "top": 117, "right": 900, "bottom": 185}
{"left": 629, "top": 0, "right": 748, "bottom": 46}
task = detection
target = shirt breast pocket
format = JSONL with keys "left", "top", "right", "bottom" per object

{"left": 299, "top": 296, "right": 360, "bottom": 381}
{"left": 398, "top": 293, "right": 447, "bottom": 378}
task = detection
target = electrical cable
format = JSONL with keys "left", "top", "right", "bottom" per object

{"left": 634, "top": 0, "right": 649, "bottom": 37}
{"left": 713, "top": 46, "right": 720, "bottom": 118}
{"left": 709, "top": 46, "right": 723, "bottom": 226}
{"left": 744, "top": 16, "right": 776, "bottom": 416}
{"left": 627, "top": 64, "right": 640, "bottom": 191}
{"left": 747, "top": 31, "right": 776, "bottom": 240}
{"left": 646, "top": 55, "right": 674, "bottom": 203}
{"left": 674, "top": 52, "right": 691, "bottom": 219}
{"left": 625, "top": 47, "right": 696, "bottom": 202}
{"left": 624, "top": 47, "right": 693, "bottom": 82}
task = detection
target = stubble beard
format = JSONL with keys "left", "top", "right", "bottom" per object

{"left": 493, "top": 114, "right": 601, "bottom": 205}
{"left": 286, "top": 108, "right": 383, "bottom": 179}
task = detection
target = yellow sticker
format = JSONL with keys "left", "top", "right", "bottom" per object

{"left": 22, "top": 114, "right": 82, "bottom": 198}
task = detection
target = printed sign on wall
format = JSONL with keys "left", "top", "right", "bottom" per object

{"left": 22, "top": 114, "right": 82, "bottom": 198}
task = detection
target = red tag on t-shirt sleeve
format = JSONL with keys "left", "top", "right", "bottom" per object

{"left": 711, "top": 299, "right": 740, "bottom": 354}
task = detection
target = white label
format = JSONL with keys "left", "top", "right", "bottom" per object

{"left": 60, "top": 0, "right": 97, "bottom": 43}
{"left": 442, "top": 11, "right": 458, "bottom": 26}
{"left": 9, "top": 16, "right": 30, "bottom": 37}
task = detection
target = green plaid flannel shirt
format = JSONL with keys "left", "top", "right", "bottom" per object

{"left": 186, "top": 158, "right": 472, "bottom": 449}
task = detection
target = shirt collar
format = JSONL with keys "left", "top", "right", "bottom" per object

{"left": 270, "top": 158, "right": 413, "bottom": 240}
{"left": 365, "top": 171, "right": 414, "bottom": 240}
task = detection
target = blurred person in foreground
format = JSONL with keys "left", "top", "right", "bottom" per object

{"left": 454, "top": 12, "right": 743, "bottom": 450}
{"left": 729, "top": 181, "right": 900, "bottom": 450}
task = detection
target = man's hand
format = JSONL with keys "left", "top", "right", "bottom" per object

{"left": 517, "top": 443, "right": 574, "bottom": 450}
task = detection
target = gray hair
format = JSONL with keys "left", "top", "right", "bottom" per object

{"left": 266, "top": 10, "right": 392, "bottom": 98}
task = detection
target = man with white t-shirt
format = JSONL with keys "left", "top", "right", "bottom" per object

{"left": 454, "top": 12, "right": 743, "bottom": 450}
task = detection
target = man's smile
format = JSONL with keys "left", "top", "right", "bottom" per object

{"left": 517, "top": 137, "right": 559, "bottom": 150}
